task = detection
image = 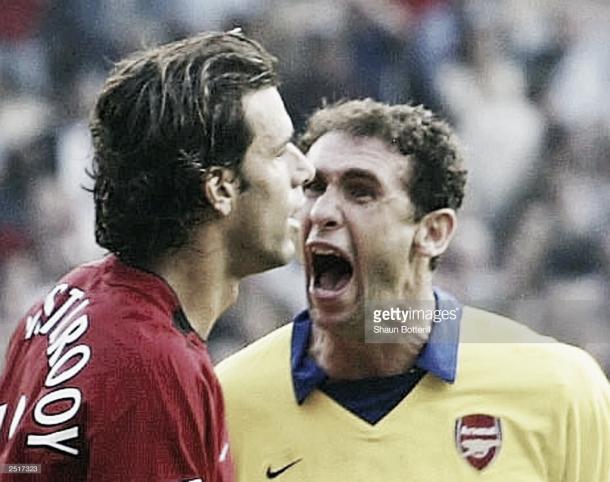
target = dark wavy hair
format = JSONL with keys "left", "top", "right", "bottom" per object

{"left": 89, "top": 30, "right": 278, "bottom": 267}
{"left": 298, "top": 99, "right": 467, "bottom": 269}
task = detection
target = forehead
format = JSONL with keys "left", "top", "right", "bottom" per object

{"left": 306, "top": 131, "right": 410, "bottom": 184}
{"left": 242, "top": 87, "right": 293, "bottom": 152}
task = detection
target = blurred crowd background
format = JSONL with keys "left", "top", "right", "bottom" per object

{"left": 0, "top": 0, "right": 609, "bottom": 374}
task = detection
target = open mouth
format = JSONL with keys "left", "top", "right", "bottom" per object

{"left": 311, "top": 250, "right": 354, "bottom": 293}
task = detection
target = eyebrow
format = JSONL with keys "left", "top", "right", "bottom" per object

{"left": 311, "top": 167, "right": 382, "bottom": 186}
{"left": 340, "top": 168, "right": 381, "bottom": 185}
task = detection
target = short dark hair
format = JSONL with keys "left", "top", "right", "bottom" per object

{"left": 298, "top": 99, "right": 467, "bottom": 269}
{"left": 90, "top": 30, "right": 278, "bottom": 267}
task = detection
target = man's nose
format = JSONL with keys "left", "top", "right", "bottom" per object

{"left": 289, "top": 144, "right": 315, "bottom": 188}
{"left": 307, "top": 187, "right": 342, "bottom": 231}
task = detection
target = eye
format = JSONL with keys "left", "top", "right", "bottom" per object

{"left": 345, "top": 181, "right": 376, "bottom": 202}
{"left": 274, "top": 146, "right": 288, "bottom": 158}
{"left": 303, "top": 178, "right": 325, "bottom": 197}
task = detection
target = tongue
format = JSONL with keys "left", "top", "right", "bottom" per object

{"left": 319, "top": 268, "right": 350, "bottom": 291}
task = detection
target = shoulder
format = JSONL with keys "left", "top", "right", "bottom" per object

{"left": 458, "top": 306, "right": 609, "bottom": 401}
{"left": 216, "top": 323, "right": 292, "bottom": 392}
{"left": 460, "top": 305, "right": 553, "bottom": 343}
{"left": 75, "top": 290, "right": 207, "bottom": 411}
{"left": 216, "top": 323, "right": 292, "bottom": 375}
{"left": 84, "top": 329, "right": 218, "bottom": 441}
{"left": 216, "top": 324, "right": 297, "bottom": 443}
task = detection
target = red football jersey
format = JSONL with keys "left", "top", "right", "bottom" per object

{"left": 0, "top": 255, "right": 234, "bottom": 482}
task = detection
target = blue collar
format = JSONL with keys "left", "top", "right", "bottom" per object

{"left": 291, "top": 289, "right": 462, "bottom": 404}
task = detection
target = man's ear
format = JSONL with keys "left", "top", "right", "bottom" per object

{"left": 203, "top": 167, "right": 239, "bottom": 217}
{"left": 413, "top": 209, "right": 457, "bottom": 259}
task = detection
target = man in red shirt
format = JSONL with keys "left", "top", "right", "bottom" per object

{"left": 0, "top": 30, "right": 314, "bottom": 481}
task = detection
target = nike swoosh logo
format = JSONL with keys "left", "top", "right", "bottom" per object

{"left": 266, "top": 458, "right": 302, "bottom": 479}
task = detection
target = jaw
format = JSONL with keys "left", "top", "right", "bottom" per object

{"left": 308, "top": 281, "right": 360, "bottom": 327}
{"left": 229, "top": 219, "right": 297, "bottom": 278}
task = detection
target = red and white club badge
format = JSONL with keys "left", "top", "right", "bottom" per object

{"left": 455, "top": 414, "right": 502, "bottom": 470}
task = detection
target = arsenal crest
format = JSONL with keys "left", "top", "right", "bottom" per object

{"left": 455, "top": 414, "right": 502, "bottom": 470}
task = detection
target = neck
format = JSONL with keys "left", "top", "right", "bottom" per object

{"left": 310, "top": 283, "right": 435, "bottom": 380}
{"left": 153, "top": 227, "right": 239, "bottom": 340}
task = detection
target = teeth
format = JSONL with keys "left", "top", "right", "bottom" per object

{"left": 309, "top": 244, "right": 346, "bottom": 258}
{"left": 312, "top": 247, "right": 337, "bottom": 256}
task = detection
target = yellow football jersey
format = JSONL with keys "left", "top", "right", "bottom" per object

{"left": 217, "top": 306, "right": 610, "bottom": 481}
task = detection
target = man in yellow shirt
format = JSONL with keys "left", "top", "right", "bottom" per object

{"left": 217, "top": 99, "right": 610, "bottom": 481}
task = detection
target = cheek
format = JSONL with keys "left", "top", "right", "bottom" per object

{"left": 355, "top": 217, "right": 415, "bottom": 282}
{"left": 266, "top": 164, "right": 292, "bottom": 203}
{"left": 298, "top": 199, "right": 315, "bottom": 223}
{"left": 298, "top": 202, "right": 313, "bottom": 240}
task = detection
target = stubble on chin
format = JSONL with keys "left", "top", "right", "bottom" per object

{"left": 309, "top": 303, "right": 365, "bottom": 342}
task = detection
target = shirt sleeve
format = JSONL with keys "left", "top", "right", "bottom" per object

{"left": 561, "top": 350, "right": 610, "bottom": 482}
